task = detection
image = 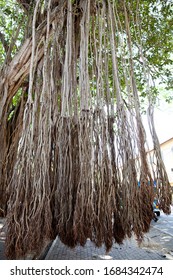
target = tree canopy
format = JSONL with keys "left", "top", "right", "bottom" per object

{"left": 0, "top": 0, "right": 172, "bottom": 259}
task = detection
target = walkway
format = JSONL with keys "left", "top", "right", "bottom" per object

{"left": 45, "top": 235, "right": 168, "bottom": 260}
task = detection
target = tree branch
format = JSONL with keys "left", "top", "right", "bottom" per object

{"left": 16, "top": 0, "right": 33, "bottom": 13}
{"left": 0, "top": 0, "right": 66, "bottom": 122}
{"left": 0, "top": 31, "right": 9, "bottom": 53}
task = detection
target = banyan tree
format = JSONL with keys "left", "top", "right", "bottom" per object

{"left": 0, "top": 0, "right": 172, "bottom": 259}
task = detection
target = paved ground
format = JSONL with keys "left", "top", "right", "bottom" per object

{"left": 145, "top": 207, "right": 173, "bottom": 257}
{"left": 151, "top": 209, "right": 173, "bottom": 237}
{"left": 45, "top": 235, "right": 168, "bottom": 260}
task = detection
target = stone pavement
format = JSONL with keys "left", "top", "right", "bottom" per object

{"left": 145, "top": 227, "right": 173, "bottom": 257}
{"left": 45, "top": 235, "right": 169, "bottom": 260}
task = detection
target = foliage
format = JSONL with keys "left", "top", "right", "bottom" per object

{"left": 0, "top": 0, "right": 26, "bottom": 64}
{"left": 115, "top": 0, "right": 173, "bottom": 104}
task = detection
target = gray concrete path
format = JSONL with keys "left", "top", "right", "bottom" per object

{"left": 45, "top": 235, "right": 169, "bottom": 260}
